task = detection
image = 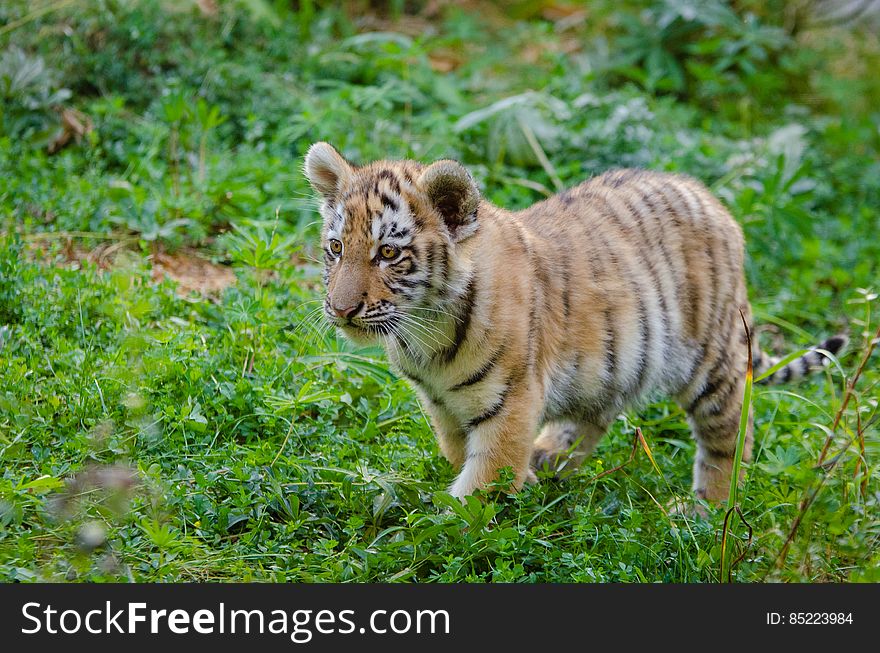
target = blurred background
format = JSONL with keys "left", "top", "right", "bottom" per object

{"left": 2, "top": 1, "right": 878, "bottom": 298}
{"left": 0, "top": 1, "right": 878, "bottom": 583}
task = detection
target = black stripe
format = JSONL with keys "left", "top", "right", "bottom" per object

{"left": 381, "top": 277, "right": 396, "bottom": 292}
{"left": 395, "top": 333, "right": 414, "bottom": 359}
{"left": 527, "top": 288, "right": 538, "bottom": 370}
{"left": 439, "top": 243, "right": 449, "bottom": 285}
{"left": 701, "top": 441, "right": 736, "bottom": 459}
{"left": 511, "top": 218, "right": 529, "bottom": 254}
{"left": 687, "top": 376, "right": 722, "bottom": 414}
{"left": 593, "top": 228, "right": 640, "bottom": 394}
{"left": 400, "top": 368, "right": 442, "bottom": 401}
{"left": 509, "top": 361, "right": 528, "bottom": 387}
{"left": 531, "top": 247, "right": 551, "bottom": 306}
{"left": 376, "top": 169, "right": 400, "bottom": 194}
{"left": 662, "top": 184, "right": 702, "bottom": 326}
{"left": 450, "top": 347, "right": 504, "bottom": 391}
{"left": 602, "top": 307, "right": 617, "bottom": 388}
{"left": 646, "top": 183, "right": 696, "bottom": 323}
{"left": 466, "top": 384, "right": 511, "bottom": 429}
{"left": 619, "top": 197, "right": 670, "bottom": 328}
{"left": 567, "top": 210, "right": 616, "bottom": 394}
{"left": 464, "top": 363, "right": 527, "bottom": 430}
{"left": 637, "top": 189, "right": 681, "bottom": 309}
{"left": 686, "top": 348, "right": 731, "bottom": 413}
{"left": 390, "top": 257, "right": 416, "bottom": 274}
{"left": 599, "top": 195, "right": 657, "bottom": 396}
{"left": 603, "top": 168, "right": 642, "bottom": 188}
{"left": 705, "top": 240, "right": 720, "bottom": 330}
{"left": 438, "top": 276, "right": 476, "bottom": 364}
{"left": 702, "top": 372, "right": 740, "bottom": 417}
{"left": 425, "top": 241, "right": 437, "bottom": 280}
{"left": 821, "top": 335, "right": 846, "bottom": 356}
{"left": 394, "top": 277, "right": 427, "bottom": 289}
{"left": 389, "top": 286, "right": 416, "bottom": 300}
{"left": 511, "top": 220, "right": 543, "bottom": 370}
{"left": 631, "top": 295, "right": 650, "bottom": 396}
{"left": 387, "top": 225, "right": 409, "bottom": 239}
{"left": 800, "top": 355, "right": 811, "bottom": 377}
{"left": 407, "top": 242, "right": 420, "bottom": 259}
{"left": 560, "top": 251, "right": 571, "bottom": 320}
{"left": 687, "top": 187, "right": 722, "bottom": 343}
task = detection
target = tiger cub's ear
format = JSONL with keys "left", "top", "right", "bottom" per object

{"left": 418, "top": 160, "right": 480, "bottom": 242}
{"left": 304, "top": 142, "right": 353, "bottom": 198}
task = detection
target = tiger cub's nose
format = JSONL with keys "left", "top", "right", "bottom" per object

{"left": 332, "top": 301, "right": 363, "bottom": 319}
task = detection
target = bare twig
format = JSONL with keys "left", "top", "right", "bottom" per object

{"left": 720, "top": 506, "right": 754, "bottom": 582}
{"left": 771, "top": 323, "right": 880, "bottom": 572}
{"left": 580, "top": 427, "right": 643, "bottom": 485}
{"left": 817, "top": 323, "right": 879, "bottom": 465}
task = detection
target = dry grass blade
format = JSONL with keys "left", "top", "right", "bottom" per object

{"left": 720, "top": 506, "right": 754, "bottom": 583}
{"left": 515, "top": 114, "right": 564, "bottom": 192}
{"left": 817, "top": 323, "right": 880, "bottom": 465}
{"left": 720, "top": 310, "right": 753, "bottom": 582}
{"left": 771, "top": 323, "right": 880, "bottom": 572}
{"left": 580, "top": 428, "right": 643, "bottom": 485}
{"left": 854, "top": 407, "right": 869, "bottom": 500}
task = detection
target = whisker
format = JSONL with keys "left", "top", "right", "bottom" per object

{"left": 394, "top": 319, "right": 434, "bottom": 356}
{"left": 399, "top": 311, "right": 454, "bottom": 343}
{"left": 397, "top": 313, "right": 450, "bottom": 351}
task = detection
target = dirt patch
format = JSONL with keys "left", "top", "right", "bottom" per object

{"left": 20, "top": 234, "right": 237, "bottom": 296}
{"left": 149, "top": 248, "right": 236, "bottom": 295}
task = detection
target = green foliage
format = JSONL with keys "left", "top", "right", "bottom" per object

{"left": 603, "top": 0, "right": 807, "bottom": 120}
{"left": 0, "top": 0, "right": 877, "bottom": 583}
{"left": 0, "top": 46, "right": 71, "bottom": 145}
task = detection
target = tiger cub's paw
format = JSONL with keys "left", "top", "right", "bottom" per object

{"left": 530, "top": 446, "right": 567, "bottom": 480}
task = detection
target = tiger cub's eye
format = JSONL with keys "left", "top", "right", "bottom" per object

{"left": 329, "top": 239, "right": 343, "bottom": 255}
{"left": 379, "top": 244, "right": 399, "bottom": 260}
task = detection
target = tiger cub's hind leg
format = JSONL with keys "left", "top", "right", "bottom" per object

{"left": 684, "top": 358, "right": 754, "bottom": 503}
{"left": 531, "top": 419, "right": 609, "bottom": 479}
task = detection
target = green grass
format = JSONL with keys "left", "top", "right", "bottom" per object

{"left": 1, "top": 0, "right": 878, "bottom": 583}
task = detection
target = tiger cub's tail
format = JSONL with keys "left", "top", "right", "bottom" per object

{"left": 754, "top": 334, "right": 848, "bottom": 385}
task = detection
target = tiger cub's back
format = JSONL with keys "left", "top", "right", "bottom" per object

{"left": 516, "top": 169, "right": 751, "bottom": 411}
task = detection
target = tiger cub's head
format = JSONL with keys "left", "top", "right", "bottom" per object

{"left": 304, "top": 142, "right": 480, "bottom": 343}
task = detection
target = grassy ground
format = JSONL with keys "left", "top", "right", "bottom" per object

{"left": 1, "top": 0, "right": 878, "bottom": 582}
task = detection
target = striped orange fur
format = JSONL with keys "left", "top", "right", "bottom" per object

{"left": 304, "top": 143, "right": 846, "bottom": 503}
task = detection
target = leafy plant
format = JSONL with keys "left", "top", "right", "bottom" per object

{"left": 0, "top": 46, "right": 70, "bottom": 144}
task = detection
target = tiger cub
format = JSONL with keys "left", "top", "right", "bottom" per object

{"left": 304, "top": 142, "right": 846, "bottom": 503}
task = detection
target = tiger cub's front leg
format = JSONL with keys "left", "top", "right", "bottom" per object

{"left": 449, "top": 382, "right": 541, "bottom": 500}
{"left": 420, "top": 393, "right": 467, "bottom": 470}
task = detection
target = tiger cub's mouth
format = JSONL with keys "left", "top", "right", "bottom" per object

{"left": 330, "top": 314, "right": 399, "bottom": 339}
